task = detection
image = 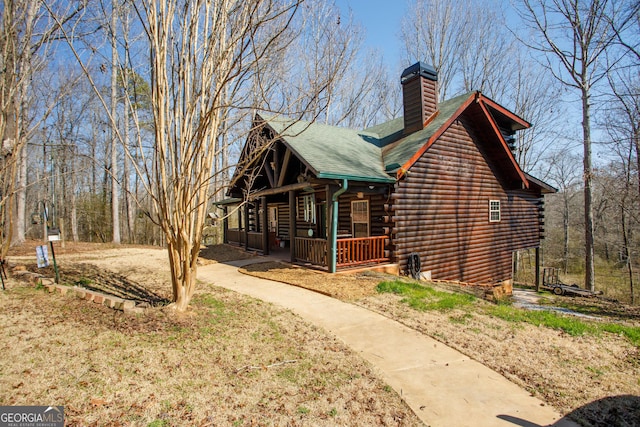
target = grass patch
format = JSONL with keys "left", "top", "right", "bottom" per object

{"left": 486, "top": 304, "right": 640, "bottom": 347}
{"left": 74, "top": 277, "right": 93, "bottom": 286}
{"left": 488, "top": 305, "right": 589, "bottom": 335}
{"left": 449, "top": 313, "right": 473, "bottom": 325}
{"left": 376, "top": 280, "right": 475, "bottom": 311}
{"left": 600, "top": 323, "right": 640, "bottom": 347}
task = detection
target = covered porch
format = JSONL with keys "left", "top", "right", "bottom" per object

{"left": 220, "top": 181, "right": 392, "bottom": 272}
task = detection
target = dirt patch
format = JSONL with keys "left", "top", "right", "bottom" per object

{"left": 198, "top": 244, "right": 255, "bottom": 264}
{"left": 239, "top": 261, "right": 385, "bottom": 301}
{"left": 2, "top": 243, "right": 422, "bottom": 426}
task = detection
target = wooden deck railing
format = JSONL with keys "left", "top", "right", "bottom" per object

{"left": 247, "top": 232, "right": 263, "bottom": 250}
{"left": 294, "top": 235, "right": 388, "bottom": 269}
{"left": 227, "top": 229, "right": 244, "bottom": 245}
{"left": 336, "top": 236, "right": 388, "bottom": 267}
{"left": 227, "top": 229, "right": 263, "bottom": 250}
{"left": 295, "top": 237, "right": 327, "bottom": 266}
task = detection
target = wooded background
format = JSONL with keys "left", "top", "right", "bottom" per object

{"left": 1, "top": 0, "right": 638, "bottom": 307}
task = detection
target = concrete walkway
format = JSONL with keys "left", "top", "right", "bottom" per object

{"left": 197, "top": 259, "right": 578, "bottom": 427}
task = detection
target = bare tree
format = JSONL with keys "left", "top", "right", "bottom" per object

{"left": 516, "top": 0, "right": 636, "bottom": 291}
{"left": 508, "top": 51, "right": 564, "bottom": 174}
{"left": 1, "top": 1, "right": 38, "bottom": 253}
{"left": 1, "top": 1, "right": 84, "bottom": 253}
{"left": 129, "top": 0, "right": 315, "bottom": 310}
{"left": 282, "top": 1, "right": 396, "bottom": 128}
{"left": 608, "top": 1, "right": 640, "bottom": 60}
{"left": 603, "top": 69, "right": 639, "bottom": 303}
{"left": 400, "top": 0, "right": 464, "bottom": 100}
{"left": 606, "top": 63, "right": 640, "bottom": 217}
{"left": 109, "top": 0, "right": 121, "bottom": 244}
{"left": 547, "top": 152, "right": 581, "bottom": 274}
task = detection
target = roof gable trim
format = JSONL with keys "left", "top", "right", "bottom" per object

{"left": 476, "top": 98, "right": 529, "bottom": 189}
{"left": 479, "top": 94, "right": 531, "bottom": 130}
{"left": 261, "top": 119, "right": 320, "bottom": 179}
{"left": 397, "top": 92, "right": 530, "bottom": 190}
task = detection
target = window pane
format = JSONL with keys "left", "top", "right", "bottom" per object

{"left": 353, "top": 222, "right": 368, "bottom": 238}
{"left": 351, "top": 200, "right": 369, "bottom": 237}
{"left": 489, "top": 200, "right": 500, "bottom": 222}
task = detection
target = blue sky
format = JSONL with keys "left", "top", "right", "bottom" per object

{"left": 335, "top": 0, "right": 407, "bottom": 66}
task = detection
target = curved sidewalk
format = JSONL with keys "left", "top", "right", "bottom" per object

{"left": 197, "top": 259, "right": 578, "bottom": 427}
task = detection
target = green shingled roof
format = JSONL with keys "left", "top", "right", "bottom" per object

{"left": 382, "top": 92, "right": 472, "bottom": 171}
{"left": 260, "top": 92, "right": 474, "bottom": 183}
{"left": 262, "top": 116, "right": 395, "bottom": 183}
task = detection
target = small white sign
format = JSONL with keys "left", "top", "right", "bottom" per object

{"left": 48, "top": 234, "right": 60, "bottom": 241}
{"left": 36, "top": 245, "right": 49, "bottom": 268}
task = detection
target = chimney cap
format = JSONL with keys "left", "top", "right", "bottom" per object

{"left": 401, "top": 62, "right": 438, "bottom": 84}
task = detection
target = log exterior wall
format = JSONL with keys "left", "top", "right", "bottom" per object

{"left": 275, "top": 203, "right": 290, "bottom": 239}
{"left": 390, "top": 118, "right": 543, "bottom": 284}
{"left": 337, "top": 193, "right": 387, "bottom": 236}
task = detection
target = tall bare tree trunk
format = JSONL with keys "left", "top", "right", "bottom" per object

{"left": 70, "top": 152, "right": 78, "bottom": 241}
{"left": 123, "top": 102, "right": 135, "bottom": 242}
{"left": 635, "top": 130, "right": 640, "bottom": 222}
{"left": 1, "top": 0, "right": 19, "bottom": 257}
{"left": 14, "top": 146, "right": 27, "bottom": 244}
{"left": 563, "top": 193, "right": 570, "bottom": 275}
{"left": 110, "top": 0, "right": 121, "bottom": 244}
{"left": 582, "top": 87, "right": 595, "bottom": 291}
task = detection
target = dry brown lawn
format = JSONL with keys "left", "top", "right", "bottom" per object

{"left": 6, "top": 242, "right": 640, "bottom": 426}
{"left": 1, "top": 242, "right": 421, "bottom": 426}
{"left": 238, "top": 262, "right": 382, "bottom": 301}
{"left": 240, "top": 260, "right": 640, "bottom": 427}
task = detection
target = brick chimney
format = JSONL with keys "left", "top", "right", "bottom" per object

{"left": 401, "top": 62, "right": 438, "bottom": 134}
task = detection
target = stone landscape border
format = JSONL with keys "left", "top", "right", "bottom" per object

{"left": 9, "top": 264, "right": 142, "bottom": 314}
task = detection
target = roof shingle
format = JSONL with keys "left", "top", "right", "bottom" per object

{"left": 260, "top": 91, "right": 478, "bottom": 182}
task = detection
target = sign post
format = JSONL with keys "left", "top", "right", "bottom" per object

{"left": 48, "top": 228, "right": 60, "bottom": 284}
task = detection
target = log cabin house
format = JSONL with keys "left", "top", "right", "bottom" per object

{"left": 220, "top": 62, "right": 555, "bottom": 289}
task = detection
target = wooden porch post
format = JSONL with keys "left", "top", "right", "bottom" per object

{"left": 535, "top": 247, "right": 541, "bottom": 292}
{"left": 329, "top": 180, "right": 348, "bottom": 273}
{"left": 289, "top": 190, "right": 296, "bottom": 263}
{"left": 244, "top": 202, "right": 250, "bottom": 251}
{"left": 327, "top": 185, "right": 336, "bottom": 272}
{"left": 261, "top": 196, "right": 269, "bottom": 255}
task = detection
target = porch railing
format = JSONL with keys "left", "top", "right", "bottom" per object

{"left": 226, "top": 229, "right": 263, "bottom": 251}
{"left": 336, "top": 236, "right": 388, "bottom": 267}
{"left": 247, "top": 232, "right": 263, "bottom": 251}
{"left": 294, "top": 235, "right": 388, "bottom": 269}
{"left": 295, "top": 237, "right": 327, "bottom": 266}
{"left": 227, "top": 229, "right": 244, "bottom": 245}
